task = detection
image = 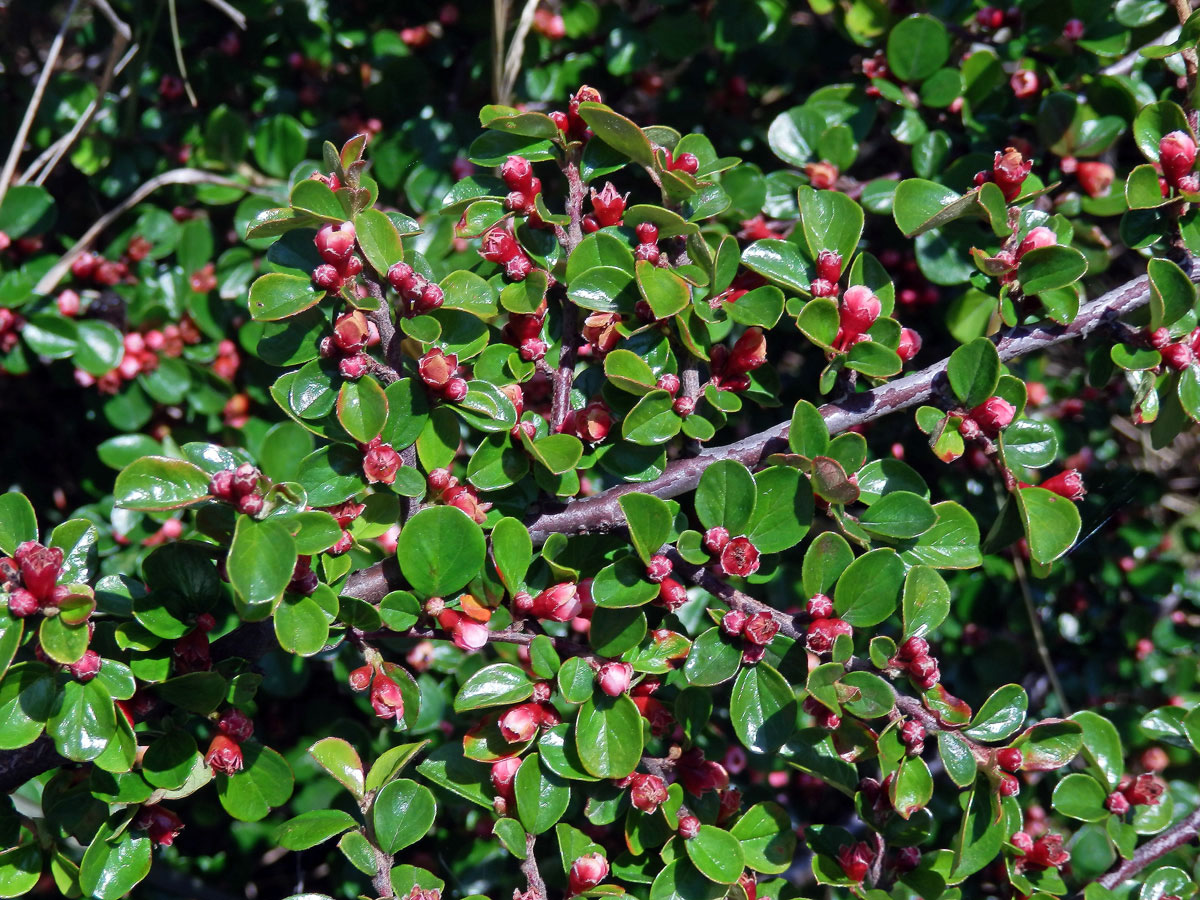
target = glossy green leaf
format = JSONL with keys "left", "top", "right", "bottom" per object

{"left": 372, "top": 778, "right": 437, "bottom": 853}
{"left": 575, "top": 693, "right": 643, "bottom": 778}
{"left": 397, "top": 506, "right": 486, "bottom": 597}
{"left": 114, "top": 456, "right": 211, "bottom": 511}
{"left": 619, "top": 492, "right": 673, "bottom": 564}
{"left": 514, "top": 753, "right": 570, "bottom": 835}
{"left": 731, "top": 663, "right": 797, "bottom": 753}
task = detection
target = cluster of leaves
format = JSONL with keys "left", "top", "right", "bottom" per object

{"left": 4, "top": 2, "right": 1200, "bottom": 900}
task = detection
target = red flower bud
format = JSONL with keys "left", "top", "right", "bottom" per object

{"left": 656, "top": 373, "right": 680, "bottom": 395}
{"left": 817, "top": 250, "right": 842, "bottom": 283}
{"left": 722, "top": 610, "right": 747, "bottom": 636}
{"left": 1122, "top": 773, "right": 1165, "bottom": 807}
{"left": 499, "top": 703, "right": 543, "bottom": 743}
{"left": 597, "top": 661, "right": 633, "bottom": 697}
{"left": 703, "top": 527, "right": 730, "bottom": 554}
{"left": 742, "top": 611, "right": 779, "bottom": 646}
{"left": 504, "top": 254, "right": 533, "bottom": 281}
{"left": 897, "top": 636, "right": 929, "bottom": 660}
{"left": 363, "top": 438, "right": 403, "bottom": 485}
{"left": 635, "top": 222, "right": 658, "bottom": 244}
{"left": 453, "top": 617, "right": 490, "bottom": 652}
{"left": 837, "top": 841, "right": 874, "bottom": 882}
{"left": 727, "top": 327, "right": 767, "bottom": 374}
{"left": 205, "top": 734, "right": 244, "bottom": 775}
{"left": 314, "top": 222, "right": 356, "bottom": 265}
{"left": 575, "top": 402, "right": 612, "bottom": 443}
{"left": 897, "top": 327, "right": 922, "bottom": 362}
{"left": 416, "top": 283, "right": 445, "bottom": 314}
{"left": 1010, "top": 69, "right": 1039, "bottom": 99}
{"left": 590, "top": 182, "right": 627, "bottom": 227}
{"left": 387, "top": 261, "right": 416, "bottom": 294}
{"left": 418, "top": 348, "right": 459, "bottom": 389}
{"left": 1062, "top": 18, "right": 1085, "bottom": 40}
{"left": 998, "top": 773, "right": 1021, "bottom": 797}
{"left": 1011, "top": 831, "right": 1034, "bottom": 853}
{"left": 909, "top": 654, "right": 940, "bottom": 689}
{"left": 629, "top": 773, "right": 668, "bottom": 813}
{"left": 1076, "top": 161, "right": 1114, "bottom": 198}
{"left": 1161, "top": 342, "right": 1194, "bottom": 371}
{"left": 339, "top": 353, "right": 369, "bottom": 380}
{"left": 481, "top": 228, "right": 520, "bottom": 264}
{"left": 806, "top": 617, "right": 853, "bottom": 654}
{"left": 500, "top": 156, "right": 535, "bottom": 193}
{"left": 720, "top": 536, "right": 761, "bottom": 577}
{"left": 370, "top": 675, "right": 406, "bottom": 721}
{"left": 15, "top": 542, "right": 63, "bottom": 602}
{"left": 645, "top": 555, "right": 672, "bottom": 583}
{"left": 569, "top": 853, "right": 609, "bottom": 895}
{"left": 1161, "top": 131, "right": 1197, "bottom": 188}
{"left": 992, "top": 148, "right": 1033, "bottom": 202}
{"left": 970, "top": 396, "right": 1015, "bottom": 437}
{"left": 900, "top": 719, "right": 926, "bottom": 751}
{"left": 840, "top": 286, "right": 881, "bottom": 337}
{"left": 1105, "top": 791, "right": 1131, "bottom": 815}
{"left": 134, "top": 805, "right": 184, "bottom": 847}
{"left": 806, "top": 594, "right": 833, "bottom": 619}
{"left": 671, "top": 152, "right": 699, "bottom": 175}
{"left": 7, "top": 589, "right": 38, "bottom": 618}
{"left": 531, "top": 583, "right": 582, "bottom": 622}
{"left": 677, "top": 815, "right": 701, "bottom": 840}
{"left": 69, "top": 649, "right": 102, "bottom": 682}
{"left": 1039, "top": 469, "right": 1086, "bottom": 501}
{"left": 658, "top": 577, "right": 688, "bottom": 610}
{"left": 672, "top": 396, "right": 695, "bottom": 417}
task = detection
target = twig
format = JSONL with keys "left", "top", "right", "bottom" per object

{"left": 167, "top": 0, "right": 199, "bottom": 107}
{"left": 1095, "top": 807, "right": 1200, "bottom": 889}
{"left": 34, "top": 168, "right": 274, "bottom": 295}
{"left": 520, "top": 833, "right": 547, "bottom": 900}
{"left": 551, "top": 297, "right": 578, "bottom": 432}
{"left": 498, "top": 0, "right": 540, "bottom": 107}
{"left": 1012, "top": 553, "right": 1071, "bottom": 715}
{"left": 202, "top": 0, "right": 248, "bottom": 29}
{"left": 0, "top": 0, "right": 82, "bottom": 207}
{"left": 666, "top": 550, "right": 803, "bottom": 640}
{"left": 1101, "top": 27, "right": 1181, "bottom": 77}
{"left": 491, "top": 0, "right": 509, "bottom": 105}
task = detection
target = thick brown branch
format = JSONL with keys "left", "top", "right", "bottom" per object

{"left": 1096, "top": 807, "right": 1200, "bottom": 889}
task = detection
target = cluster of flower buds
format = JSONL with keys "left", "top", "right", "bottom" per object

{"left": 626, "top": 772, "right": 668, "bottom": 813}
{"left": 361, "top": 437, "right": 403, "bottom": 485}
{"left": 1019, "top": 469, "right": 1086, "bottom": 501}
{"left": 569, "top": 853, "right": 609, "bottom": 895}
{"left": 561, "top": 401, "right": 613, "bottom": 443}
{"left": 436, "top": 598, "right": 491, "bottom": 652}
{"left": 893, "top": 636, "right": 941, "bottom": 690}
{"left": 835, "top": 285, "right": 882, "bottom": 351}
{"left": 721, "top": 609, "right": 780, "bottom": 664}
{"left": 3, "top": 541, "right": 70, "bottom": 619}
{"left": 349, "top": 663, "right": 406, "bottom": 722}
{"left": 311, "top": 222, "right": 363, "bottom": 293}
{"left": 418, "top": 348, "right": 468, "bottom": 401}
{"left": 515, "top": 582, "right": 583, "bottom": 622}
{"left": 480, "top": 226, "right": 534, "bottom": 282}
{"left": 133, "top": 805, "right": 185, "bottom": 847}
{"left": 498, "top": 699, "right": 559, "bottom": 743}
{"left": 173, "top": 613, "right": 216, "bottom": 673}
{"left": 320, "top": 500, "right": 364, "bottom": 555}
{"left": 958, "top": 396, "right": 1016, "bottom": 441}
{"left": 1160, "top": 131, "right": 1198, "bottom": 194}
{"left": 837, "top": 841, "right": 876, "bottom": 882}
{"left": 319, "top": 311, "right": 373, "bottom": 379}
{"left": 1146, "top": 324, "right": 1200, "bottom": 372}
{"left": 596, "top": 660, "right": 634, "bottom": 696}
{"left": 1011, "top": 832, "right": 1070, "bottom": 870}
{"left": 502, "top": 304, "right": 548, "bottom": 361}
{"left": 806, "top": 611, "right": 853, "bottom": 655}
{"left": 1104, "top": 773, "right": 1165, "bottom": 814}
{"left": 709, "top": 327, "right": 767, "bottom": 392}
{"left": 426, "top": 467, "right": 492, "bottom": 524}
{"left": 386, "top": 261, "right": 445, "bottom": 318}
{"left": 703, "top": 528, "right": 763, "bottom": 577}
{"left": 71, "top": 249, "right": 134, "bottom": 287}
{"left": 205, "top": 708, "right": 252, "bottom": 775}
{"left": 582, "top": 182, "right": 628, "bottom": 233}
{"left": 633, "top": 222, "right": 664, "bottom": 266}
{"left": 500, "top": 155, "right": 543, "bottom": 219}
{"left": 209, "top": 463, "right": 267, "bottom": 516}
{"left": 675, "top": 747, "right": 730, "bottom": 795}
{"left": 975, "top": 148, "right": 1034, "bottom": 202}
{"left": 0, "top": 308, "right": 23, "bottom": 355}
{"left": 550, "top": 85, "right": 601, "bottom": 143}
{"left": 899, "top": 719, "right": 926, "bottom": 757}
{"left": 810, "top": 250, "right": 842, "bottom": 298}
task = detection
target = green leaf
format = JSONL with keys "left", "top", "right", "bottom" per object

{"left": 48, "top": 679, "right": 115, "bottom": 762}
{"left": 353, "top": 207, "right": 404, "bottom": 275}
{"left": 963, "top": 684, "right": 1027, "bottom": 742}
{"left": 859, "top": 491, "right": 937, "bottom": 540}
{"left": 887, "top": 15, "right": 950, "bottom": 82}
{"left": 952, "top": 781, "right": 1005, "bottom": 881}
{"left": 650, "top": 859, "right": 727, "bottom": 900}
{"left": 0, "top": 492, "right": 37, "bottom": 555}
{"left": 939, "top": 732, "right": 977, "bottom": 788}
{"left": 685, "top": 825, "right": 745, "bottom": 883}
{"left": 802, "top": 532, "right": 854, "bottom": 596}
{"left": 1017, "top": 246, "right": 1088, "bottom": 295}
{"left": 834, "top": 549, "right": 904, "bottom": 627}
{"left": 890, "top": 756, "right": 934, "bottom": 819}
{"left": 577, "top": 102, "right": 655, "bottom": 166}
{"left": 274, "top": 593, "right": 330, "bottom": 656}
{"left": 683, "top": 628, "right": 743, "bottom": 687}
{"left": 73, "top": 320, "right": 124, "bottom": 376}
{"left": 455, "top": 663, "right": 534, "bottom": 712}
{"left": 217, "top": 744, "right": 295, "bottom": 821}
{"left": 337, "top": 378, "right": 389, "bottom": 443}
{"left": 494, "top": 818, "right": 528, "bottom": 859}
{"left": 1000, "top": 420, "right": 1059, "bottom": 469}
{"left": 798, "top": 187, "right": 864, "bottom": 263}
{"left": 492, "top": 517, "right": 532, "bottom": 594}
{"left": 114, "top": 456, "right": 211, "bottom": 511}
{"left": 141, "top": 729, "right": 199, "bottom": 789}
{"left": 1012, "top": 719, "right": 1083, "bottom": 771}
{"left": 515, "top": 753, "right": 571, "bottom": 835}
{"left": 39, "top": 614, "right": 88, "bottom": 664}
{"left": 309, "top": 736, "right": 365, "bottom": 799}
{"left": 575, "top": 693, "right": 644, "bottom": 778}
{"left": 746, "top": 466, "right": 812, "bottom": 553}
{"left": 0, "top": 844, "right": 41, "bottom": 899}
{"left": 248, "top": 273, "right": 324, "bottom": 321}
{"left": 741, "top": 240, "right": 811, "bottom": 294}
{"left": 619, "top": 492, "right": 673, "bottom": 564}
{"left": 372, "top": 778, "right": 437, "bottom": 853}
{"left": 525, "top": 433, "right": 583, "bottom": 475}
{"left": 277, "top": 810, "right": 358, "bottom": 850}
{"left": 0, "top": 185, "right": 54, "bottom": 238}
{"left": 1015, "top": 487, "right": 1081, "bottom": 565}
{"left": 79, "top": 825, "right": 151, "bottom": 900}
{"left": 726, "top": 285, "right": 784, "bottom": 328}
{"left": 591, "top": 556, "right": 659, "bottom": 608}
{"left": 902, "top": 566, "right": 951, "bottom": 640}
{"left": 1148, "top": 257, "right": 1196, "bottom": 330}
{"left": 1133, "top": 100, "right": 1191, "bottom": 162}
{"left": 893, "top": 179, "right": 964, "bottom": 237}
{"left": 789, "top": 400, "right": 830, "bottom": 458}
{"left": 567, "top": 266, "right": 635, "bottom": 313}
{"left": 622, "top": 390, "right": 681, "bottom": 445}
{"left": 1126, "top": 164, "right": 1173, "bottom": 209}
{"left": 228, "top": 516, "right": 297, "bottom": 619}
{"left": 947, "top": 337, "right": 1000, "bottom": 407}
{"left": 604, "top": 349, "right": 658, "bottom": 394}
{"left": 365, "top": 741, "right": 428, "bottom": 795}
{"left": 397, "top": 507, "right": 486, "bottom": 597}
{"left": 1072, "top": 711, "right": 1124, "bottom": 790}
{"left": 729, "top": 802, "right": 796, "bottom": 874}
{"left": 1052, "top": 773, "right": 1110, "bottom": 822}
{"left": 0, "top": 663, "right": 56, "bottom": 749}
{"left": 696, "top": 460, "right": 757, "bottom": 534}
{"left": 731, "top": 663, "right": 797, "bottom": 754}
{"left": 636, "top": 260, "right": 691, "bottom": 319}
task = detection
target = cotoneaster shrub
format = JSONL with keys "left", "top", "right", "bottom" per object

{"left": 3, "top": 3, "right": 1200, "bottom": 900}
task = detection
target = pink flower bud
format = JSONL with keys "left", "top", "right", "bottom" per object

{"left": 314, "top": 222, "right": 356, "bottom": 265}
{"left": 312, "top": 264, "right": 343, "bottom": 291}
{"left": 15, "top": 542, "right": 63, "bottom": 602}
{"left": 349, "top": 665, "right": 373, "bottom": 691}
{"left": 678, "top": 815, "right": 701, "bottom": 840}
{"left": 387, "top": 261, "right": 416, "bottom": 293}
{"left": 840, "top": 285, "right": 882, "bottom": 337}
{"left": 1011, "top": 831, "right": 1035, "bottom": 853}
{"left": 491, "top": 756, "right": 521, "bottom": 802}
{"left": 418, "top": 348, "right": 458, "bottom": 389}
{"left": 205, "top": 734, "right": 244, "bottom": 774}
{"left": 7, "top": 589, "right": 38, "bottom": 618}
{"left": 57, "top": 290, "right": 81, "bottom": 317}
{"left": 569, "top": 853, "right": 609, "bottom": 895}
{"left": 501, "top": 156, "right": 535, "bottom": 193}
{"left": 69, "top": 649, "right": 102, "bottom": 682}
{"left": 806, "top": 594, "right": 833, "bottom": 619}
{"left": 703, "top": 526, "right": 730, "bottom": 554}
{"left": 531, "top": 583, "right": 582, "bottom": 621}
{"left": 1017, "top": 226, "right": 1056, "bottom": 258}
{"left": 806, "top": 617, "right": 853, "bottom": 654}
{"left": 363, "top": 438, "right": 403, "bottom": 484}
{"left": 992, "top": 148, "right": 1033, "bottom": 202}
{"left": 656, "top": 373, "right": 680, "bottom": 395}
{"left": 453, "top": 618, "right": 490, "bottom": 652}
{"left": 597, "top": 661, "right": 634, "bottom": 697}
{"left": 134, "top": 805, "right": 184, "bottom": 847}
{"left": 909, "top": 654, "right": 940, "bottom": 689}
{"left": 370, "top": 675, "right": 406, "bottom": 721}
{"left": 499, "top": 703, "right": 542, "bottom": 743}
{"left": 837, "top": 841, "right": 874, "bottom": 882}
{"left": 339, "top": 353, "right": 369, "bottom": 380}
{"left": 1161, "top": 342, "right": 1194, "bottom": 371}
{"left": 590, "top": 182, "right": 627, "bottom": 227}
{"left": 645, "top": 555, "right": 672, "bottom": 583}
{"left": 672, "top": 396, "right": 695, "bottom": 417}
{"left": 635, "top": 222, "right": 658, "bottom": 244}
{"left": 658, "top": 577, "right": 687, "bottom": 610}
{"left": 970, "top": 396, "right": 1016, "bottom": 436}
{"left": 720, "top": 536, "right": 760, "bottom": 577}
{"left": 504, "top": 254, "right": 532, "bottom": 281}
{"left": 816, "top": 250, "right": 842, "bottom": 284}
{"left": 217, "top": 708, "right": 254, "bottom": 742}
{"left": 1062, "top": 18, "right": 1084, "bottom": 40}
{"left": 671, "top": 152, "right": 700, "bottom": 175}
{"left": 1161, "top": 131, "right": 1197, "bottom": 188}
{"left": 480, "top": 228, "right": 520, "bottom": 264}
{"left": 1039, "top": 469, "right": 1086, "bottom": 501}
{"left": 1010, "top": 69, "right": 1039, "bottom": 99}
{"left": 1076, "top": 161, "right": 1114, "bottom": 198}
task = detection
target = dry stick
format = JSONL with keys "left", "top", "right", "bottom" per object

{"left": 498, "top": 0, "right": 541, "bottom": 107}
{"left": 34, "top": 169, "right": 276, "bottom": 296}
{"left": 491, "top": 0, "right": 510, "bottom": 105}
{"left": 0, "top": 0, "right": 82, "bottom": 208}
{"left": 344, "top": 260, "right": 1194, "bottom": 602}
{"left": 167, "top": 0, "right": 199, "bottom": 107}
{"left": 201, "top": 0, "right": 248, "bottom": 30}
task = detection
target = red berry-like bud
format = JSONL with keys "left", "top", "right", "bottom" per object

{"left": 499, "top": 703, "right": 543, "bottom": 743}
{"left": 1010, "top": 69, "right": 1039, "bottom": 99}
{"left": 597, "top": 661, "right": 634, "bottom": 696}
{"left": 909, "top": 654, "right": 940, "bottom": 689}
{"left": 658, "top": 577, "right": 688, "bottom": 610}
{"left": 992, "top": 148, "right": 1033, "bottom": 202}
{"left": 1149, "top": 327, "right": 1172, "bottom": 349}
{"left": 416, "top": 283, "right": 445, "bottom": 314}
{"left": 1062, "top": 18, "right": 1084, "bottom": 39}
{"left": 504, "top": 254, "right": 532, "bottom": 281}
{"left": 1017, "top": 226, "right": 1057, "bottom": 259}
{"left": 237, "top": 493, "right": 264, "bottom": 516}
{"left": 363, "top": 438, "right": 403, "bottom": 485}
{"left": 500, "top": 156, "right": 535, "bottom": 193}
{"left": 677, "top": 815, "right": 701, "bottom": 840}
{"left": 998, "top": 773, "right": 1021, "bottom": 796}
{"left": 1160, "top": 131, "right": 1197, "bottom": 188}
{"left": 1162, "top": 342, "right": 1194, "bottom": 371}
{"left": 7, "top": 589, "right": 38, "bottom": 618}
{"left": 900, "top": 719, "right": 926, "bottom": 749}
{"left": 1039, "top": 469, "right": 1086, "bottom": 501}
{"left": 338, "top": 353, "right": 369, "bottom": 380}
{"left": 441, "top": 377, "right": 469, "bottom": 402}
{"left": 387, "top": 261, "right": 416, "bottom": 294}
{"left": 590, "top": 182, "right": 627, "bottom": 227}
{"left": 581, "top": 215, "right": 600, "bottom": 234}
{"left": 217, "top": 708, "right": 254, "bottom": 742}
{"left": 349, "top": 665, "right": 373, "bottom": 691}
{"left": 209, "top": 470, "right": 235, "bottom": 500}
{"left": 635, "top": 222, "right": 658, "bottom": 244}
{"left": 806, "top": 594, "right": 833, "bottom": 619}
{"left": 1076, "top": 161, "right": 1114, "bottom": 198}
{"left": 722, "top": 610, "right": 748, "bottom": 636}
{"left": 672, "top": 396, "right": 695, "bottom": 417}
{"left": 314, "top": 222, "right": 356, "bottom": 265}
{"left": 898, "top": 636, "right": 929, "bottom": 660}
{"left": 505, "top": 191, "right": 529, "bottom": 214}
{"left": 806, "top": 617, "right": 853, "bottom": 654}
{"left": 840, "top": 285, "right": 882, "bottom": 337}
{"left": 995, "top": 747, "right": 1023, "bottom": 771}
{"left": 743, "top": 611, "right": 779, "bottom": 646}
{"left": 897, "top": 327, "right": 922, "bottom": 362}
{"left": 206, "top": 734, "right": 244, "bottom": 774}
{"left": 427, "top": 467, "right": 453, "bottom": 492}
{"left": 816, "top": 250, "right": 842, "bottom": 284}
{"left": 370, "top": 675, "right": 405, "bottom": 721}
{"left": 836, "top": 842, "right": 874, "bottom": 883}
{"left": 634, "top": 243, "right": 660, "bottom": 264}
{"left": 569, "top": 853, "right": 609, "bottom": 895}
{"left": 970, "top": 396, "right": 1016, "bottom": 437}
{"left": 671, "top": 152, "right": 699, "bottom": 175}
{"left": 703, "top": 526, "right": 730, "bottom": 554}
{"left": 720, "top": 536, "right": 761, "bottom": 577}
{"left": 69, "top": 649, "right": 102, "bottom": 682}
{"left": 645, "top": 555, "right": 672, "bottom": 583}
{"left": 1106, "top": 791, "right": 1131, "bottom": 815}
{"left": 312, "top": 264, "right": 343, "bottom": 291}
{"left": 656, "top": 373, "right": 680, "bottom": 395}
{"left": 1011, "top": 831, "right": 1034, "bottom": 853}
{"left": 531, "top": 583, "right": 582, "bottom": 622}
